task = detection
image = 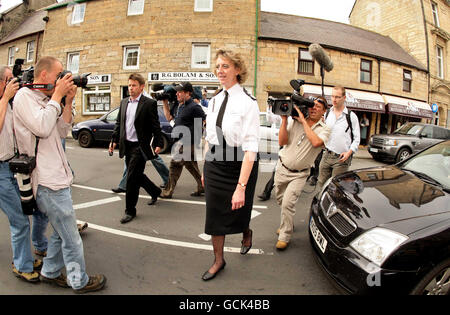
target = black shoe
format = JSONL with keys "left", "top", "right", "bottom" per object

{"left": 202, "top": 261, "right": 226, "bottom": 281}
{"left": 112, "top": 187, "right": 126, "bottom": 193}
{"left": 257, "top": 194, "right": 270, "bottom": 201}
{"left": 240, "top": 229, "right": 253, "bottom": 255}
{"left": 120, "top": 214, "right": 135, "bottom": 224}
{"left": 159, "top": 183, "right": 168, "bottom": 189}
{"left": 147, "top": 196, "right": 158, "bottom": 205}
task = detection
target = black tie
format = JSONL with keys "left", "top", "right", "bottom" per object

{"left": 216, "top": 91, "right": 228, "bottom": 129}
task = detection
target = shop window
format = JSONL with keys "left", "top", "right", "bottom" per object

{"left": 8, "top": 47, "right": 15, "bottom": 66}
{"left": 360, "top": 59, "right": 372, "bottom": 84}
{"left": 83, "top": 85, "right": 111, "bottom": 115}
{"left": 437, "top": 46, "right": 444, "bottom": 79}
{"left": 26, "top": 41, "right": 35, "bottom": 62}
{"left": 123, "top": 46, "right": 140, "bottom": 70}
{"left": 195, "top": 0, "right": 213, "bottom": 12}
{"left": 128, "top": 0, "right": 145, "bottom": 16}
{"left": 403, "top": 70, "right": 412, "bottom": 92}
{"left": 71, "top": 3, "right": 86, "bottom": 24}
{"left": 298, "top": 48, "right": 314, "bottom": 75}
{"left": 67, "top": 52, "right": 80, "bottom": 74}
{"left": 192, "top": 43, "right": 210, "bottom": 69}
{"left": 431, "top": 1, "right": 440, "bottom": 27}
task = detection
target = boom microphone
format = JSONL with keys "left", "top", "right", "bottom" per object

{"left": 308, "top": 43, "right": 334, "bottom": 72}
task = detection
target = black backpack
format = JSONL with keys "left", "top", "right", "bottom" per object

{"left": 325, "top": 108, "right": 354, "bottom": 143}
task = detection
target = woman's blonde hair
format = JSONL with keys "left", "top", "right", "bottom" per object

{"left": 214, "top": 49, "right": 248, "bottom": 84}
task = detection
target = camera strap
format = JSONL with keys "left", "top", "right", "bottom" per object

{"left": 24, "top": 83, "right": 54, "bottom": 91}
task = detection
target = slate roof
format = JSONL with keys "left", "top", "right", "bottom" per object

{"left": 259, "top": 11, "right": 427, "bottom": 71}
{"left": 0, "top": 10, "right": 47, "bottom": 44}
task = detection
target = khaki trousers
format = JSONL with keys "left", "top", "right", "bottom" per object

{"left": 317, "top": 150, "right": 352, "bottom": 189}
{"left": 274, "top": 161, "right": 309, "bottom": 243}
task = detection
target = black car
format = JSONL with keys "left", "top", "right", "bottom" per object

{"left": 309, "top": 140, "right": 450, "bottom": 295}
{"left": 71, "top": 106, "right": 174, "bottom": 153}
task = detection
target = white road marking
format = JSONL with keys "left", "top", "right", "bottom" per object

{"left": 80, "top": 221, "right": 264, "bottom": 255}
{"left": 73, "top": 197, "right": 122, "bottom": 210}
{"left": 72, "top": 184, "right": 268, "bottom": 209}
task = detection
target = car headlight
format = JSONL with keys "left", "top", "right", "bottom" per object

{"left": 350, "top": 228, "right": 408, "bottom": 266}
{"left": 384, "top": 139, "right": 397, "bottom": 146}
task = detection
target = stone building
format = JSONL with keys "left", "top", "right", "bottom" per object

{"left": 257, "top": 12, "right": 430, "bottom": 139}
{"left": 39, "top": 0, "right": 258, "bottom": 119}
{"left": 0, "top": 0, "right": 434, "bottom": 143}
{"left": 350, "top": 0, "right": 450, "bottom": 128}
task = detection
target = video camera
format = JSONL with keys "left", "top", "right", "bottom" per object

{"left": 151, "top": 83, "right": 178, "bottom": 104}
{"left": 269, "top": 79, "right": 315, "bottom": 118}
{"left": 11, "top": 58, "right": 90, "bottom": 90}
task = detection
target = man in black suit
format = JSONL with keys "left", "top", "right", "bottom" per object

{"left": 109, "top": 73, "right": 163, "bottom": 224}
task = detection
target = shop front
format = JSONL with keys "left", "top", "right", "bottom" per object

{"left": 82, "top": 74, "right": 112, "bottom": 116}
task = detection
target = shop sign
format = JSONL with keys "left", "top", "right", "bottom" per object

{"left": 87, "top": 74, "right": 111, "bottom": 85}
{"left": 148, "top": 72, "right": 218, "bottom": 83}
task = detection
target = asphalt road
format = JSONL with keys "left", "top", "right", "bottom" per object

{"left": 0, "top": 140, "right": 386, "bottom": 295}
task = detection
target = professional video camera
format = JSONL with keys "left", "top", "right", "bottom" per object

{"left": 151, "top": 83, "right": 178, "bottom": 104}
{"left": 11, "top": 58, "right": 90, "bottom": 90}
{"left": 12, "top": 59, "right": 34, "bottom": 88}
{"left": 269, "top": 79, "right": 315, "bottom": 118}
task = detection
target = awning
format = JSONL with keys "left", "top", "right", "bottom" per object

{"left": 302, "top": 85, "right": 386, "bottom": 113}
{"left": 383, "top": 95, "right": 432, "bottom": 119}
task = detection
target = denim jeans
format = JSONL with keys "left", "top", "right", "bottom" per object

{"left": 0, "top": 162, "right": 34, "bottom": 273}
{"left": 32, "top": 208, "right": 49, "bottom": 252}
{"left": 36, "top": 185, "right": 89, "bottom": 289}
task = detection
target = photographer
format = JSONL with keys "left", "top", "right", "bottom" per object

{"left": 13, "top": 56, "right": 106, "bottom": 293}
{"left": 0, "top": 65, "right": 42, "bottom": 283}
{"left": 274, "top": 97, "right": 330, "bottom": 250}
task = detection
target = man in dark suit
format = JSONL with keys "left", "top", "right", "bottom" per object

{"left": 109, "top": 73, "right": 163, "bottom": 224}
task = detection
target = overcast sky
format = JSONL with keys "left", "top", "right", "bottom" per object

{"left": 1, "top": 0, "right": 356, "bottom": 24}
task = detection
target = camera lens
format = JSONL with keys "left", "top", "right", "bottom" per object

{"left": 280, "top": 103, "right": 289, "bottom": 112}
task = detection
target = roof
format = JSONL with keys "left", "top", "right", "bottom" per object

{"left": 0, "top": 10, "right": 47, "bottom": 44}
{"left": 259, "top": 11, "right": 427, "bottom": 72}
{"left": 44, "top": 0, "right": 93, "bottom": 11}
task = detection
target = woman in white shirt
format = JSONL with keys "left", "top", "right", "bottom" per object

{"left": 201, "top": 50, "right": 260, "bottom": 281}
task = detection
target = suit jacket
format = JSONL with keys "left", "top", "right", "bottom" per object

{"left": 111, "top": 95, "right": 163, "bottom": 160}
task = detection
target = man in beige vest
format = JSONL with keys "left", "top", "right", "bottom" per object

{"left": 275, "top": 97, "right": 330, "bottom": 250}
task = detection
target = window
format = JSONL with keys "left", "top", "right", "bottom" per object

{"left": 26, "top": 41, "right": 35, "bottom": 62}
{"left": 128, "top": 0, "right": 145, "bottom": 16}
{"left": 360, "top": 59, "right": 372, "bottom": 83}
{"left": 191, "top": 43, "right": 210, "bottom": 69}
{"left": 403, "top": 70, "right": 412, "bottom": 92}
{"left": 195, "top": 0, "right": 213, "bottom": 12}
{"left": 123, "top": 46, "right": 140, "bottom": 70}
{"left": 67, "top": 52, "right": 80, "bottom": 74}
{"left": 431, "top": 1, "right": 439, "bottom": 27}
{"left": 83, "top": 85, "right": 111, "bottom": 115}
{"left": 8, "top": 47, "right": 15, "bottom": 66}
{"left": 72, "top": 3, "right": 86, "bottom": 24}
{"left": 437, "top": 46, "right": 444, "bottom": 79}
{"left": 298, "top": 48, "right": 314, "bottom": 75}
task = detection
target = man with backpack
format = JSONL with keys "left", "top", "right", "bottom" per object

{"left": 317, "top": 86, "right": 360, "bottom": 189}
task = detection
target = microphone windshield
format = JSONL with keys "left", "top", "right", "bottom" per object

{"left": 308, "top": 43, "right": 334, "bottom": 72}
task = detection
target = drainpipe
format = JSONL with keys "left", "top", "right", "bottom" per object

{"left": 420, "top": 0, "right": 431, "bottom": 105}
{"left": 253, "top": 0, "right": 259, "bottom": 97}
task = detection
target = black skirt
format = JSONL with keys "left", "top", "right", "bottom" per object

{"left": 204, "top": 144, "right": 259, "bottom": 236}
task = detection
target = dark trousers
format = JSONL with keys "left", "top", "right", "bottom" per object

{"left": 125, "top": 142, "right": 161, "bottom": 216}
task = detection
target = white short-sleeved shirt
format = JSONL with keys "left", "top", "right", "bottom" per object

{"left": 205, "top": 83, "right": 260, "bottom": 153}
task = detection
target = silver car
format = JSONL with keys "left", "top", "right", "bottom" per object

{"left": 368, "top": 122, "right": 450, "bottom": 163}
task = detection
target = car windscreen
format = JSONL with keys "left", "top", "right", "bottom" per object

{"left": 393, "top": 123, "right": 422, "bottom": 136}
{"left": 401, "top": 141, "right": 450, "bottom": 190}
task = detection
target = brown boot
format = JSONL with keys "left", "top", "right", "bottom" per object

{"left": 74, "top": 274, "right": 107, "bottom": 294}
